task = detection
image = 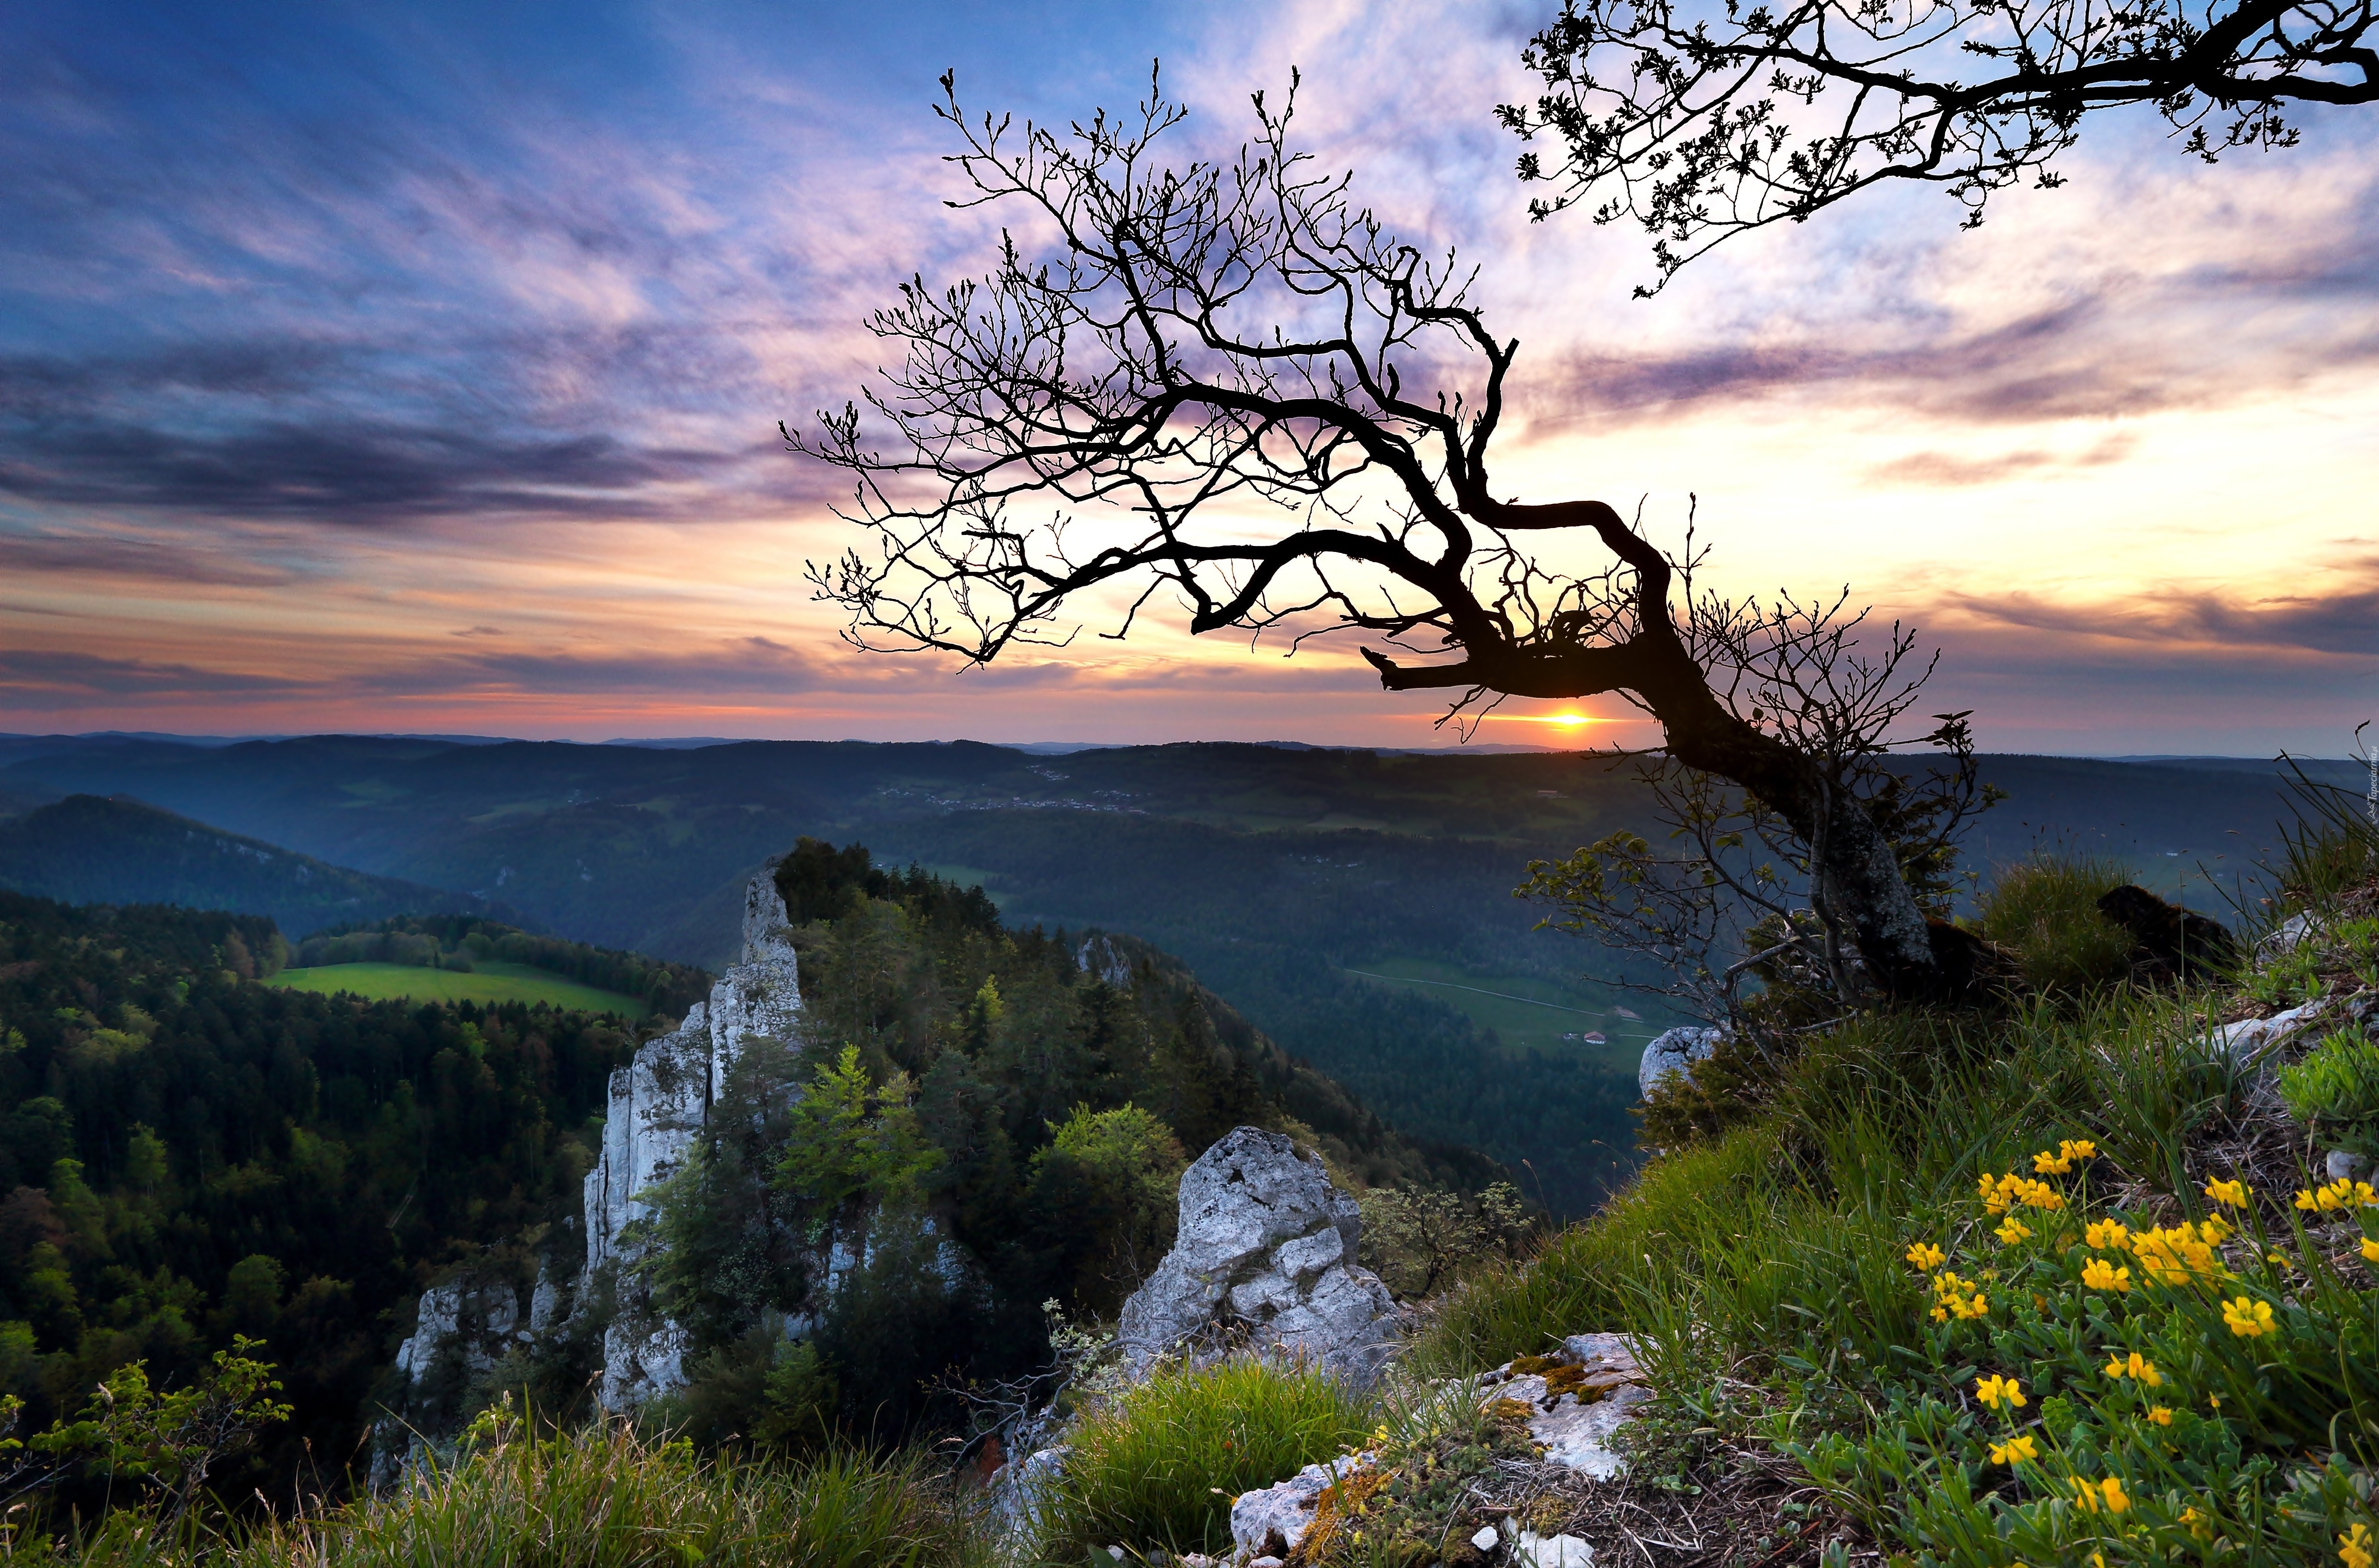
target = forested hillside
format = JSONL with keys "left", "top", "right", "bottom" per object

{"left": 0, "top": 891, "right": 639, "bottom": 1511}
{"left": 0, "top": 795, "right": 511, "bottom": 940}
{"left": 0, "top": 737, "right": 2326, "bottom": 1217}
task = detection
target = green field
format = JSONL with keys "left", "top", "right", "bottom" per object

{"left": 267, "top": 960, "right": 651, "bottom": 1016}
{"left": 1338, "top": 956, "right": 1674, "bottom": 1074}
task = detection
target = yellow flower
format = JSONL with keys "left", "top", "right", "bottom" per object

{"left": 2222, "top": 1295, "right": 2277, "bottom": 1338}
{"left": 2203, "top": 1177, "right": 2250, "bottom": 1207}
{"left": 2085, "top": 1219, "right": 2131, "bottom": 1251}
{"left": 2358, "top": 1182, "right": 2379, "bottom": 1207}
{"left": 2200, "top": 1214, "right": 2233, "bottom": 1242}
{"left": 2340, "top": 1523, "right": 2374, "bottom": 1568}
{"left": 1906, "top": 1241, "right": 1946, "bottom": 1270}
{"left": 2102, "top": 1350, "right": 2162, "bottom": 1386}
{"left": 2299, "top": 1179, "right": 2359, "bottom": 1213}
{"left": 2022, "top": 1179, "right": 2067, "bottom": 1212}
{"left": 1996, "top": 1217, "right": 2033, "bottom": 1245}
{"left": 1930, "top": 1303, "right": 1949, "bottom": 1323}
{"left": 2034, "top": 1148, "right": 2073, "bottom": 1175}
{"left": 2071, "top": 1476, "right": 2100, "bottom": 1514}
{"left": 2147, "top": 1405, "right": 2174, "bottom": 1426}
{"left": 2060, "top": 1138, "right": 2097, "bottom": 1162}
{"left": 2080, "top": 1258, "right": 2130, "bottom": 1293}
{"left": 2100, "top": 1476, "right": 2130, "bottom": 1514}
{"left": 2362, "top": 1237, "right": 2379, "bottom": 1265}
{"left": 2182, "top": 1505, "right": 2212, "bottom": 1541}
{"left": 1954, "top": 1292, "right": 1990, "bottom": 1320}
{"left": 1989, "top": 1433, "right": 2039, "bottom": 1465}
{"left": 1975, "top": 1373, "right": 2027, "bottom": 1411}
{"left": 2209, "top": 1393, "right": 2222, "bottom": 1410}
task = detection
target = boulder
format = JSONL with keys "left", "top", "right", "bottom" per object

{"left": 2258, "top": 912, "right": 2315, "bottom": 964}
{"left": 1638, "top": 1027, "right": 1722, "bottom": 1101}
{"left": 1227, "top": 1451, "right": 1379, "bottom": 1559}
{"left": 1115, "top": 1127, "right": 1397, "bottom": 1384}
{"left": 2096, "top": 884, "right": 2238, "bottom": 979}
{"left": 2210, "top": 998, "right": 2327, "bottom": 1067}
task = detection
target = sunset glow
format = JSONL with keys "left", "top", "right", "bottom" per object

{"left": 0, "top": 4, "right": 2373, "bottom": 752}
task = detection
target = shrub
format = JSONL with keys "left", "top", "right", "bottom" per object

{"left": 2278, "top": 1029, "right": 2379, "bottom": 1157}
{"left": 1037, "top": 1358, "right": 1374, "bottom": 1554}
{"left": 1977, "top": 856, "right": 2139, "bottom": 996}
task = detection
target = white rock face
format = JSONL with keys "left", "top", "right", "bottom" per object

{"left": 1638, "top": 1026, "right": 1722, "bottom": 1101}
{"left": 1481, "top": 1332, "right": 1653, "bottom": 1481}
{"left": 1116, "top": 1127, "right": 1398, "bottom": 1385}
{"left": 1228, "top": 1451, "right": 1378, "bottom": 1558}
{"left": 1515, "top": 1531, "right": 1597, "bottom": 1567}
{"left": 2209, "top": 999, "right": 2327, "bottom": 1068}
{"left": 583, "top": 864, "right": 806, "bottom": 1408}
{"left": 390, "top": 1278, "right": 526, "bottom": 1387}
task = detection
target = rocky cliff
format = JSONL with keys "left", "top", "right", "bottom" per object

{"left": 586, "top": 868, "right": 803, "bottom": 1406}
{"left": 378, "top": 865, "right": 806, "bottom": 1462}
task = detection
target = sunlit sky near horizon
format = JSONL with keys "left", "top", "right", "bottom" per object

{"left": 1, "top": 0, "right": 2374, "bottom": 755}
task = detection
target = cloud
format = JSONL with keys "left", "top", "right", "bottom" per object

{"left": 0, "top": 529, "right": 299, "bottom": 587}
{"left": 1864, "top": 434, "right": 2137, "bottom": 488}
{"left": 1941, "top": 572, "right": 2379, "bottom": 659}
{"left": 0, "top": 649, "right": 308, "bottom": 703}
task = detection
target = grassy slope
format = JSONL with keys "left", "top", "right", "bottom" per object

{"left": 1412, "top": 879, "right": 2379, "bottom": 1564}
{"left": 267, "top": 959, "right": 650, "bottom": 1016}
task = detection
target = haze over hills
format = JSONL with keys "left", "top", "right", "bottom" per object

{"left": 0, "top": 794, "right": 520, "bottom": 941}
{"left": 0, "top": 734, "right": 2341, "bottom": 1215}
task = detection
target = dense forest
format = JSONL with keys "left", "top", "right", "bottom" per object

{"left": 0, "top": 891, "right": 640, "bottom": 1510}
{"left": 0, "top": 852, "right": 1507, "bottom": 1513}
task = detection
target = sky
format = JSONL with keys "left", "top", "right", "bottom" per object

{"left": 0, "top": 0, "right": 2373, "bottom": 755}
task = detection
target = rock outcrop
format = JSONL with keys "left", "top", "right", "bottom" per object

{"left": 1478, "top": 1333, "right": 1652, "bottom": 1481}
{"left": 1115, "top": 1126, "right": 1398, "bottom": 1385}
{"left": 1638, "top": 1026, "right": 1722, "bottom": 1101}
{"left": 586, "top": 865, "right": 806, "bottom": 1407}
{"left": 2096, "top": 884, "right": 2238, "bottom": 980}
{"left": 1229, "top": 1450, "right": 1379, "bottom": 1559}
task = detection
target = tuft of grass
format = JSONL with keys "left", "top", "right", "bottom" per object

{"left": 31, "top": 1420, "right": 979, "bottom": 1568}
{"left": 1036, "top": 1359, "right": 1375, "bottom": 1556}
{"left": 1975, "top": 855, "right": 2139, "bottom": 996}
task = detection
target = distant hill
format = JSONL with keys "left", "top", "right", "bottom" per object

{"left": 0, "top": 794, "right": 509, "bottom": 939}
{"left": 0, "top": 735, "right": 2349, "bottom": 1217}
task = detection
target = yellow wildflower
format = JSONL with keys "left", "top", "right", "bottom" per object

{"left": 2359, "top": 1182, "right": 2379, "bottom": 1207}
{"left": 1996, "top": 1217, "right": 2033, "bottom": 1245}
{"left": 2342, "top": 1523, "right": 2374, "bottom": 1568}
{"left": 1975, "top": 1373, "right": 2027, "bottom": 1411}
{"left": 2100, "top": 1476, "right": 2130, "bottom": 1514}
{"left": 2071, "top": 1476, "right": 2100, "bottom": 1514}
{"left": 2034, "top": 1148, "right": 2073, "bottom": 1175}
{"left": 2060, "top": 1138, "right": 2097, "bottom": 1162}
{"left": 1989, "top": 1434, "right": 2039, "bottom": 1465}
{"left": 2203, "top": 1177, "right": 2250, "bottom": 1207}
{"left": 2362, "top": 1237, "right": 2379, "bottom": 1265}
{"left": 2103, "top": 1351, "right": 2162, "bottom": 1387}
{"left": 2085, "top": 1219, "right": 2131, "bottom": 1251}
{"left": 2200, "top": 1214, "right": 2233, "bottom": 1242}
{"left": 2222, "top": 1295, "right": 2277, "bottom": 1337}
{"left": 2299, "top": 1179, "right": 2360, "bottom": 1213}
{"left": 2147, "top": 1405, "right": 2174, "bottom": 1426}
{"left": 2080, "top": 1258, "right": 2130, "bottom": 1293}
{"left": 1953, "top": 1291, "right": 1989, "bottom": 1320}
{"left": 1906, "top": 1241, "right": 1946, "bottom": 1270}
{"left": 2022, "top": 1179, "right": 2066, "bottom": 1212}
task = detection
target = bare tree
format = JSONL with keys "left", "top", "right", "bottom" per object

{"left": 791, "top": 70, "right": 1984, "bottom": 999}
{"left": 1519, "top": 590, "right": 2000, "bottom": 1031}
{"left": 1501, "top": 0, "right": 2376, "bottom": 288}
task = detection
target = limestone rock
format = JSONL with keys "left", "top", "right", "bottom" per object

{"left": 1227, "top": 1451, "right": 1378, "bottom": 1558}
{"left": 1480, "top": 1333, "right": 1652, "bottom": 1481}
{"left": 2259, "top": 912, "right": 2315, "bottom": 964}
{"left": 1515, "top": 1532, "right": 1597, "bottom": 1567}
{"left": 578, "top": 864, "right": 806, "bottom": 1407}
{"left": 2210, "top": 998, "right": 2327, "bottom": 1068}
{"left": 1116, "top": 1127, "right": 1397, "bottom": 1384}
{"left": 1639, "top": 1027, "right": 1722, "bottom": 1101}
{"left": 390, "top": 1278, "right": 525, "bottom": 1388}
{"left": 989, "top": 1444, "right": 1070, "bottom": 1540}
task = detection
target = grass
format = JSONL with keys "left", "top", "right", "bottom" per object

{"left": 1974, "top": 854, "right": 2140, "bottom": 996}
{"left": 265, "top": 960, "right": 650, "bottom": 1016}
{"left": 36, "top": 1420, "right": 979, "bottom": 1567}
{"left": 1035, "top": 1359, "right": 1376, "bottom": 1556}
{"left": 1408, "top": 858, "right": 2379, "bottom": 1565}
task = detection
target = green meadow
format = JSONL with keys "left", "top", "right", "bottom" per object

{"left": 267, "top": 958, "right": 651, "bottom": 1016}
